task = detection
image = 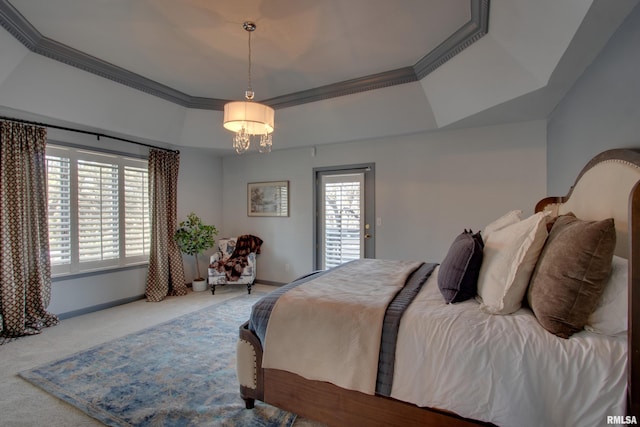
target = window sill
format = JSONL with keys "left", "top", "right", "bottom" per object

{"left": 51, "top": 262, "right": 148, "bottom": 281}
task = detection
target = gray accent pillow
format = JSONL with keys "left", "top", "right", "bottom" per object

{"left": 527, "top": 213, "right": 616, "bottom": 338}
{"left": 438, "top": 230, "right": 484, "bottom": 303}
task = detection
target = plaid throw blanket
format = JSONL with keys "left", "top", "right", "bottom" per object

{"left": 210, "top": 235, "right": 263, "bottom": 281}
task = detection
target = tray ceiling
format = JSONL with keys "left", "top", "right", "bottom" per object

{"left": 0, "top": 0, "right": 487, "bottom": 109}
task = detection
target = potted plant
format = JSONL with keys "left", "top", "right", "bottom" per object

{"left": 174, "top": 212, "right": 219, "bottom": 292}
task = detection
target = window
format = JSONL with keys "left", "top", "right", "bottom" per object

{"left": 46, "top": 145, "right": 150, "bottom": 276}
{"left": 320, "top": 173, "right": 364, "bottom": 269}
{"left": 124, "top": 165, "right": 150, "bottom": 257}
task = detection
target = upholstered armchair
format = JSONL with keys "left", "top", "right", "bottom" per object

{"left": 208, "top": 235, "right": 262, "bottom": 295}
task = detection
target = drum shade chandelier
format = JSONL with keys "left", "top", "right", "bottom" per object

{"left": 223, "top": 21, "right": 274, "bottom": 154}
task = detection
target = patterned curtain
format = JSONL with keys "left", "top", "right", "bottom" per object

{"left": 145, "top": 149, "right": 187, "bottom": 301}
{"left": 0, "top": 121, "right": 58, "bottom": 338}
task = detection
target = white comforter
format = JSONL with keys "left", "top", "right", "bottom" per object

{"left": 391, "top": 266, "right": 628, "bottom": 427}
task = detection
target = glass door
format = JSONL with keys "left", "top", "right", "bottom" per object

{"left": 314, "top": 164, "right": 375, "bottom": 270}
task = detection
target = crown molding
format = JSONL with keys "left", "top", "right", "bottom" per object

{"left": 0, "top": 0, "right": 205, "bottom": 107}
{"left": 263, "top": 67, "right": 418, "bottom": 109}
{"left": 0, "top": 0, "right": 489, "bottom": 111}
{"left": 414, "top": 0, "right": 489, "bottom": 79}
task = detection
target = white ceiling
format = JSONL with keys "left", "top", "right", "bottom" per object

{"left": 6, "top": 0, "right": 471, "bottom": 101}
{"left": 0, "top": 0, "right": 638, "bottom": 154}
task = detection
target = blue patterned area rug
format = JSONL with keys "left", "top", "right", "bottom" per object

{"left": 19, "top": 293, "right": 296, "bottom": 427}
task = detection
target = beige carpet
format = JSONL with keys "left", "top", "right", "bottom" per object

{"left": 0, "top": 284, "right": 324, "bottom": 427}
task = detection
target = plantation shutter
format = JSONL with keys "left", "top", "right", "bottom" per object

{"left": 46, "top": 154, "right": 71, "bottom": 266}
{"left": 124, "top": 165, "right": 150, "bottom": 257}
{"left": 45, "top": 144, "right": 150, "bottom": 275}
{"left": 321, "top": 173, "right": 364, "bottom": 269}
{"left": 77, "top": 160, "right": 119, "bottom": 262}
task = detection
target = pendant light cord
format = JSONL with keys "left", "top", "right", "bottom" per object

{"left": 247, "top": 30, "right": 253, "bottom": 94}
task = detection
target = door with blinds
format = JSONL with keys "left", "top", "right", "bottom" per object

{"left": 314, "top": 164, "right": 375, "bottom": 270}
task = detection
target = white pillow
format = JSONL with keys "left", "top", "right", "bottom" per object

{"left": 477, "top": 211, "right": 549, "bottom": 314}
{"left": 585, "top": 255, "right": 628, "bottom": 336}
{"left": 482, "top": 210, "right": 523, "bottom": 242}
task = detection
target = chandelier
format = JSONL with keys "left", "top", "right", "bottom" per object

{"left": 223, "top": 21, "right": 274, "bottom": 154}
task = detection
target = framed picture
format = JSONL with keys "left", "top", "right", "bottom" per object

{"left": 248, "top": 181, "right": 289, "bottom": 217}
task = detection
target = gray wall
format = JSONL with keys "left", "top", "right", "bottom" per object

{"left": 547, "top": 3, "right": 640, "bottom": 195}
{"left": 221, "top": 120, "right": 547, "bottom": 284}
{"left": 50, "top": 120, "right": 547, "bottom": 315}
{"left": 174, "top": 147, "right": 223, "bottom": 283}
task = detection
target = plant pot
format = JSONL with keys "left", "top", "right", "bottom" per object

{"left": 192, "top": 279, "right": 207, "bottom": 292}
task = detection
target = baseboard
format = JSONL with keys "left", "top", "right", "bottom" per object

{"left": 56, "top": 294, "right": 146, "bottom": 320}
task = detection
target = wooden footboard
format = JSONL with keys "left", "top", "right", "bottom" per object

{"left": 263, "top": 368, "right": 488, "bottom": 427}
{"left": 237, "top": 321, "right": 488, "bottom": 426}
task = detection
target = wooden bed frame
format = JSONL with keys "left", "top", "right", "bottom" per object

{"left": 238, "top": 148, "right": 640, "bottom": 426}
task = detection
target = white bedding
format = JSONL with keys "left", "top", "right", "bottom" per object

{"left": 262, "top": 259, "right": 422, "bottom": 394}
{"left": 391, "top": 266, "right": 628, "bottom": 427}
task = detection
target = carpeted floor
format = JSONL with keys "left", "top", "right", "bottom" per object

{"left": 19, "top": 292, "right": 295, "bottom": 427}
{"left": 0, "top": 284, "right": 325, "bottom": 427}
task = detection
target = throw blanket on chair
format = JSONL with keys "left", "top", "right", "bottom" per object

{"left": 210, "top": 235, "right": 263, "bottom": 281}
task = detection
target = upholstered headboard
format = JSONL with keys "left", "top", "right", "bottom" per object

{"left": 536, "top": 149, "right": 640, "bottom": 258}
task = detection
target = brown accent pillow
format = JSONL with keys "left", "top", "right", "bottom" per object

{"left": 527, "top": 213, "right": 616, "bottom": 338}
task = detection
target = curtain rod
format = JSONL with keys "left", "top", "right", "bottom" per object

{"left": 0, "top": 115, "right": 179, "bottom": 153}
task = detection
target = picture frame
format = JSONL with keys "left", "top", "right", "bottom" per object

{"left": 248, "top": 181, "right": 289, "bottom": 217}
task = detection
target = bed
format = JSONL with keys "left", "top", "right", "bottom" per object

{"left": 235, "top": 148, "right": 640, "bottom": 426}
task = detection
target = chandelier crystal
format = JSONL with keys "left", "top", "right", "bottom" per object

{"left": 223, "top": 21, "right": 274, "bottom": 154}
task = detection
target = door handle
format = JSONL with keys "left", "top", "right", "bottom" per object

{"left": 364, "top": 234, "right": 371, "bottom": 239}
